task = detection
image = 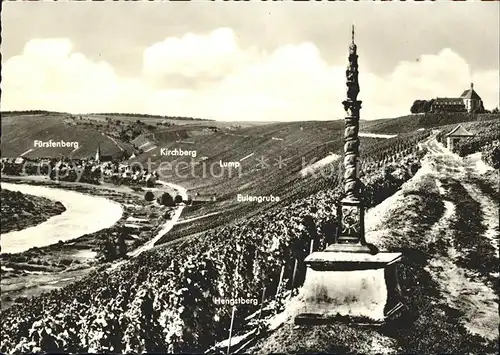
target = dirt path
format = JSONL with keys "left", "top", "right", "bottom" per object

{"left": 463, "top": 183, "right": 499, "bottom": 255}
{"left": 366, "top": 134, "right": 498, "bottom": 341}
{"left": 176, "top": 210, "right": 223, "bottom": 225}
{"left": 111, "top": 180, "right": 188, "bottom": 263}
{"left": 424, "top": 198, "right": 498, "bottom": 341}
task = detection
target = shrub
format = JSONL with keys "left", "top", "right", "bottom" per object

{"left": 174, "top": 195, "right": 183, "bottom": 204}
{"left": 60, "top": 259, "right": 72, "bottom": 266}
{"left": 117, "top": 232, "right": 128, "bottom": 258}
{"left": 144, "top": 191, "right": 155, "bottom": 201}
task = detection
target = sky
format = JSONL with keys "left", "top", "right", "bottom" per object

{"left": 1, "top": 0, "right": 499, "bottom": 122}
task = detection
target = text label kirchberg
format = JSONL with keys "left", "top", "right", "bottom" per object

{"left": 160, "top": 148, "right": 197, "bottom": 158}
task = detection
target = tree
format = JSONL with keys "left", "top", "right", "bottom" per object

{"left": 144, "top": 191, "right": 155, "bottom": 201}
{"left": 100, "top": 236, "right": 116, "bottom": 262}
{"left": 423, "top": 99, "right": 433, "bottom": 113}
{"left": 410, "top": 100, "right": 423, "bottom": 114}
{"left": 411, "top": 99, "right": 434, "bottom": 113}
{"left": 160, "top": 192, "right": 175, "bottom": 206}
{"left": 117, "top": 229, "right": 128, "bottom": 258}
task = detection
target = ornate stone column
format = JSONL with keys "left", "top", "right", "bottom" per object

{"left": 333, "top": 26, "right": 371, "bottom": 251}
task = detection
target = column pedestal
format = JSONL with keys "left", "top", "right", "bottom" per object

{"left": 294, "top": 250, "right": 404, "bottom": 325}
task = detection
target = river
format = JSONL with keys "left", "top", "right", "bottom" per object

{"left": 1, "top": 182, "right": 123, "bottom": 254}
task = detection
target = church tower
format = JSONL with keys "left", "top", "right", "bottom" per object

{"left": 460, "top": 82, "right": 483, "bottom": 113}
{"left": 95, "top": 143, "right": 101, "bottom": 164}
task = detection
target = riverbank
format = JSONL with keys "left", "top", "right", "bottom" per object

{"left": 0, "top": 176, "right": 179, "bottom": 309}
{"left": 1, "top": 189, "right": 66, "bottom": 234}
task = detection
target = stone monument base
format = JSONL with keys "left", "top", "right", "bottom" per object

{"left": 294, "top": 250, "right": 404, "bottom": 325}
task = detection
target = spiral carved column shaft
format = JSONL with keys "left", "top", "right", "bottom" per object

{"left": 342, "top": 41, "right": 362, "bottom": 202}
{"left": 337, "top": 29, "right": 366, "bottom": 246}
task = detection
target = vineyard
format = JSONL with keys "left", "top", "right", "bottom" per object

{"left": 153, "top": 129, "right": 429, "bottom": 247}
{"left": 363, "top": 113, "right": 500, "bottom": 134}
{"left": 1, "top": 116, "right": 496, "bottom": 353}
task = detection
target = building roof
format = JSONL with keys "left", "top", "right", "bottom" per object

{"left": 460, "top": 83, "right": 482, "bottom": 100}
{"left": 445, "top": 124, "right": 474, "bottom": 137}
{"left": 460, "top": 89, "right": 481, "bottom": 100}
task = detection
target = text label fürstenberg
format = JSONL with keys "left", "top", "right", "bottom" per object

{"left": 34, "top": 140, "right": 79, "bottom": 149}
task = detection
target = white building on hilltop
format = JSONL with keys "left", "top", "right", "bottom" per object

{"left": 430, "top": 83, "right": 484, "bottom": 113}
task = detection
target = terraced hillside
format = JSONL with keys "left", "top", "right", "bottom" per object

{"left": 3, "top": 111, "right": 494, "bottom": 242}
